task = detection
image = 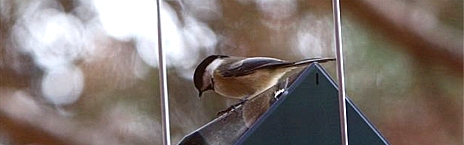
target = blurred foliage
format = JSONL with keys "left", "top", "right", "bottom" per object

{"left": 0, "top": 0, "right": 462, "bottom": 145}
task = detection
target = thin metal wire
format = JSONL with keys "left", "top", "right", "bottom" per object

{"left": 156, "top": 0, "right": 171, "bottom": 145}
{"left": 332, "top": 0, "right": 348, "bottom": 144}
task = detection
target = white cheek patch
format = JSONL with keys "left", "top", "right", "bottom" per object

{"left": 205, "top": 59, "right": 223, "bottom": 75}
{"left": 201, "top": 59, "right": 223, "bottom": 90}
{"left": 202, "top": 74, "right": 211, "bottom": 90}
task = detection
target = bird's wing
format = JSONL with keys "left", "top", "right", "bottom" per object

{"left": 220, "top": 57, "right": 290, "bottom": 77}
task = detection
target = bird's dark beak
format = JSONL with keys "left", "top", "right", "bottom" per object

{"left": 198, "top": 91, "right": 203, "bottom": 98}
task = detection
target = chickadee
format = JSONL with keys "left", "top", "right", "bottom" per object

{"left": 193, "top": 55, "right": 335, "bottom": 100}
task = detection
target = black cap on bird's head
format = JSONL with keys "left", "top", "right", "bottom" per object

{"left": 193, "top": 55, "right": 229, "bottom": 98}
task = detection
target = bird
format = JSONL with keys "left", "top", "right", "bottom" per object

{"left": 193, "top": 55, "right": 335, "bottom": 101}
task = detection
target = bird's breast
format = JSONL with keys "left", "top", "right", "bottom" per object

{"left": 213, "top": 70, "right": 286, "bottom": 99}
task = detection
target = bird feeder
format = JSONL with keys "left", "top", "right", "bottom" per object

{"left": 178, "top": 64, "right": 390, "bottom": 145}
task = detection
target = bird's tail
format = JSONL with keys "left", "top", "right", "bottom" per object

{"left": 290, "top": 57, "right": 336, "bottom": 67}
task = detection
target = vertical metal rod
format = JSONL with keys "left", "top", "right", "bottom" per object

{"left": 332, "top": 0, "right": 348, "bottom": 145}
{"left": 156, "top": 0, "right": 171, "bottom": 145}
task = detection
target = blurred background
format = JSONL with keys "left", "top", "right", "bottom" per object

{"left": 0, "top": 0, "right": 462, "bottom": 144}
